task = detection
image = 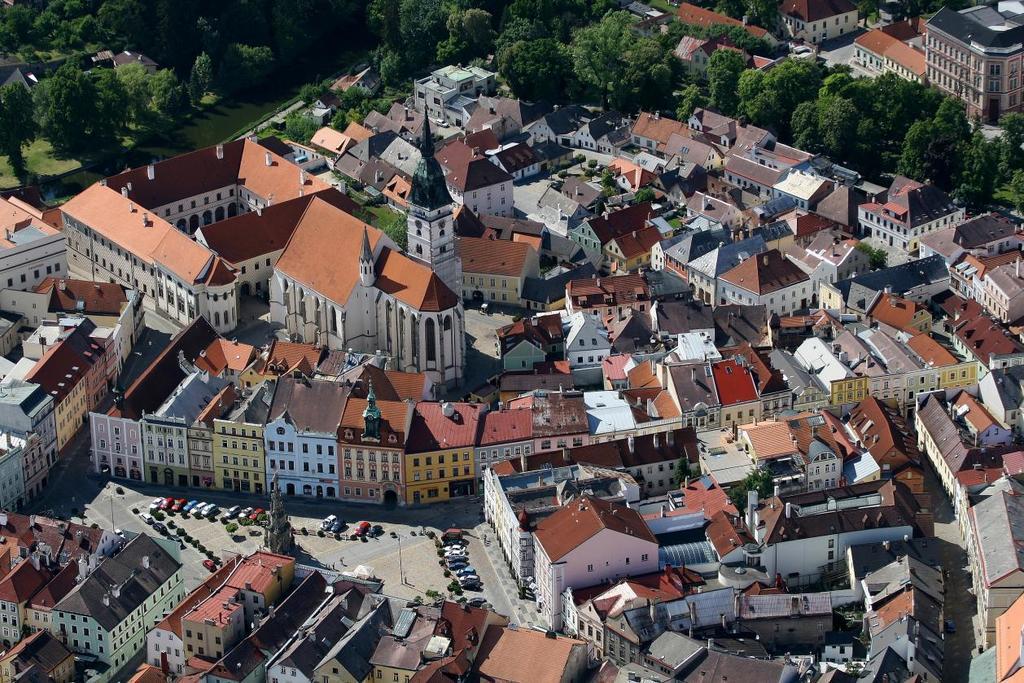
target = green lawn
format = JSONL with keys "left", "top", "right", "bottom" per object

{"left": 0, "top": 139, "right": 83, "bottom": 190}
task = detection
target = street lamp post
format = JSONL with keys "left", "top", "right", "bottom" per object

{"left": 398, "top": 535, "right": 406, "bottom": 585}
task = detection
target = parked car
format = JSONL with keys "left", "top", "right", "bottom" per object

{"left": 152, "top": 522, "right": 167, "bottom": 534}
{"left": 321, "top": 515, "right": 337, "bottom": 531}
{"left": 160, "top": 497, "right": 175, "bottom": 510}
{"left": 204, "top": 505, "right": 220, "bottom": 518}
{"left": 329, "top": 519, "right": 346, "bottom": 533}
{"left": 140, "top": 513, "right": 153, "bottom": 525}
{"left": 249, "top": 508, "right": 265, "bottom": 521}
{"left": 240, "top": 507, "right": 254, "bottom": 519}
{"left": 447, "top": 560, "right": 468, "bottom": 571}
{"left": 459, "top": 577, "right": 481, "bottom": 590}
{"left": 371, "top": 524, "right": 384, "bottom": 536}
{"left": 203, "top": 559, "right": 217, "bottom": 572}
{"left": 445, "top": 551, "right": 468, "bottom": 561}
{"left": 945, "top": 619, "right": 956, "bottom": 634}
{"left": 171, "top": 498, "right": 186, "bottom": 512}
{"left": 466, "top": 597, "right": 489, "bottom": 608}
{"left": 183, "top": 500, "right": 200, "bottom": 512}
{"left": 454, "top": 566, "right": 477, "bottom": 577}
{"left": 226, "top": 505, "right": 241, "bottom": 519}
{"left": 149, "top": 497, "right": 164, "bottom": 511}
{"left": 355, "top": 521, "right": 371, "bottom": 537}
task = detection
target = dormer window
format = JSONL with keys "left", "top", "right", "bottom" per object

{"left": 345, "top": 430, "right": 354, "bottom": 440}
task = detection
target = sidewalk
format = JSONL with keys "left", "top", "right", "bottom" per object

{"left": 476, "top": 527, "right": 541, "bottom": 629}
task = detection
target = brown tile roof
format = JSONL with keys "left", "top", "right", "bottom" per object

{"left": 195, "top": 339, "right": 256, "bottom": 375}
{"left": 955, "top": 316, "right": 1024, "bottom": 362}
{"left": 127, "top": 664, "right": 169, "bottom": 683}
{"left": 435, "top": 140, "right": 512, "bottom": 192}
{"left": 37, "top": 278, "right": 128, "bottom": 316}
{"left": 534, "top": 496, "right": 656, "bottom": 562}
{"left": 25, "top": 324, "right": 105, "bottom": 403}
{"left": 61, "top": 184, "right": 222, "bottom": 285}
{"left": 847, "top": 396, "right": 920, "bottom": 471}
{"left": 997, "top": 591, "right": 1024, "bottom": 682}
{"left": 0, "top": 630, "right": 72, "bottom": 676}
{"left": 104, "top": 138, "right": 329, "bottom": 209}
{"left": 478, "top": 408, "right": 533, "bottom": 446}
{"left": 906, "top": 332, "right": 957, "bottom": 367}
{"left": 275, "top": 196, "right": 459, "bottom": 313}
{"left": 153, "top": 558, "right": 242, "bottom": 637}
{"left": 118, "top": 317, "right": 220, "bottom": 419}
{"left": 611, "top": 225, "right": 662, "bottom": 260}
{"left": 268, "top": 377, "right": 349, "bottom": 435}
{"left": 631, "top": 112, "right": 689, "bottom": 148}
{"left": 567, "top": 273, "right": 649, "bottom": 309}
{"left": 406, "top": 402, "right": 485, "bottom": 453}
{"left": 197, "top": 190, "right": 357, "bottom": 265}
{"left": 588, "top": 202, "right": 657, "bottom": 246}
{"left": 719, "top": 249, "right": 809, "bottom": 295}
{"left": 310, "top": 127, "right": 353, "bottom": 155}
{"left": 27, "top": 561, "right": 78, "bottom": 611}
{"left": 255, "top": 339, "right": 323, "bottom": 377}
{"left": 458, "top": 237, "right": 535, "bottom": 278}
{"left": 340, "top": 397, "right": 411, "bottom": 446}
{"left": 781, "top": 0, "right": 857, "bottom": 22}
{"left": 0, "top": 560, "right": 53, "bottom": 604}
{"left": 676, "top": 3, "right": 770, "bottom": 38}
{"left": 953, "top": 391, "right": 999, "bottom": 434}
{"left": 868, "top": 293, "right": 925, "bottom": 331}
{"left": 475, "top": 625, "right": 585, "bottom": 683}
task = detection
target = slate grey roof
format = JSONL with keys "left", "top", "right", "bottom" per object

{"left": 971, "top": 487, "right": 1024, "bottom": 586}
{"left": 522, "top": 263, "right": 598, "bottom": 305}
{"left": 687, "top": 236, "right": 766, "bottom": 278}
{"left": 831, "top": 255, "right": 948, "bottom": 306}
{"left": 268, "top": 377, "right": 350, "bottom": 435}
{"left": 645, "top": 632, "right": 704, "bottom": 671}
{"left": 319, "top": 598, "right": 392, "bottom": 680}
{"left": 663, "top": 228, "right": 731, "bottom": 268}
{"left": 54, "top": 534, "right": 180, "bottom": 631}
{"left": 928, "top": 4, "right": 1024, "bottom": 49}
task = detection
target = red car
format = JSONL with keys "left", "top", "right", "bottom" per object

{"left": 171, "top": 498, "right": 186, "bottom": 512}
{"left": 355, "top": 521, "right": 371, "bottom": 537}
{"left": 249, "top": 508, "right": 265, "bottom": 521}
{"left": 202, "top": 559, "right": 217, "bottom": 572}
{"left": 160, "top": 497, "right": 175, "bottom": 510}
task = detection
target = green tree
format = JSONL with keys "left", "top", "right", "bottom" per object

{"left": 706, "top": 49, "right": 746, "bottom": 116}
{"left": 955, "top": 131, "right": 999, "bottom": 210}
{"left": 368, "top": 0, "right": 401, "bottom": 48}
{"left": 715, "top": 0, "right": 745, "bottom": 18}
{"left": 746, "top": 0, "right": 777, "bottom": 29}
{"left": 855, "top": 242, "right": 887, "bottom": 270}
{"left": 737, "top": 58, "right": 822, "bottom": 136}
{"left": 791, "top": 100, "right": 819, "bottom": 152}
{"left": 149, "top": 69, "right": 188, "bottom": 128}
{"left": 613, "top": 36, "right": 677, "bottom": 112}
{"left": 498, "top": 38, "right": 573, "bottom": 103}
{"left": 217, "top": 43, "right": 274, "bottom": 93}
{"left": 570, "top": 11, "right": 633, "bottom": 109}
{"left": 34, "top": 63, "right": 97, "bottom": 153}
{"left": 998, "top": 112, "right": 1024, "bottom": 182}
{"left": 116, "top": 62, "right": 152, "bottom": 128}
{"left": 898, "top": 98, "right": 970, "bottom": 190}
{"left": 398, "top": 0, "right": 448, "bottom": 74}
{"left": 96, "top": 0, "right": 148, "bottom": 49}
{"left": 676, "top": 84, "right": 705, "bottom": 121}
{"left": 634, "top": 187, "right": 655, "bottom": 203}
{"left": 1007, "top": 170, "right": 1024, "bottom": 214}
{"left": 817, "top": 95, "right": 860, "bottom": 160}
{"left": 93, "top": 69, "right": 129, "bottom": 141}
{"left": 188, "top": 52, "right": 213, "bottom": 105}
{"left": 727, "top": 467, "right": 774, "bottom": 511}
{"left": 283, "top": 111, "right": 318, "bottom": 144}
{"left": 0, "top": 83, "right": 36, "bottom": 176}
{"left": 438, "top": 8, "right": 495, "bottom": 63}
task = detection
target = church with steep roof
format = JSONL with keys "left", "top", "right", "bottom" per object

{"left": 269, "top": 121, "right": 465, "bottom": 393}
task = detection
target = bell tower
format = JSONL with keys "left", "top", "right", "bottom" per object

{"left": 407, "top": 119, "right": 462, "bottom": 297}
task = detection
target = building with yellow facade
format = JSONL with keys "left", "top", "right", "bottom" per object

{"left": 404, "top": 402, "right": 484, "bottom": 504}
{"left": 458, "top": 237, "right": 539, "bottom": 308}
{"left": 212, "top": 382, "right": 274, "bottom": 494}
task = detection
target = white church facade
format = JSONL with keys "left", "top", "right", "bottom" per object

{"left": 269, "top": 122, "right": 465, "bottom": 393}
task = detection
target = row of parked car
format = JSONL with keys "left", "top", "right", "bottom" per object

{"left": 146, "top": 497, "right": 267, "bottom": 523}
{"left": 444, "top": 536, "right": 480, "bottom": 591}
{"left": 320, "top": 515, "right": 384, "bottom": 539}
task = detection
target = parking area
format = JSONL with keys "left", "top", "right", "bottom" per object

{"left": 68, "top": 476, "right": 535, "bottom": 616}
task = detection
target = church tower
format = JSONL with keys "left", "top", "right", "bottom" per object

{"left": 359, "top": 226, "right": 375, "bottom": 287}
{"left": 264, "top": 474, "right": 293, "bottom": 554}
{"left": 407, "top": 119, "right": 462, "bottom": 297}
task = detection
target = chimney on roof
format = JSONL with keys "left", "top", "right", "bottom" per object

{"left": 142, "top": 555, "right": 150, "bottom": 569}
{"left": 299, "top": 169, "right": 306, "bottom": 186}
{"left": 146, "top": 164, "right": 154, "bottom": 181}
{"left": 265, "top": 151, "right": 273, "bottom": 167}
{"left": 142, "top": 212, "right": 149, "bottom": 226}
{"left": 216, "top": 144, "right": 224, "bottom": 160}
{"left": 763, "top": 254, "right": 769, "bottom": 266}
{"left": 1017, "top": 259, "right": 1021, "bottom": 279}
{"left": 785, "top": 502, "right": 792, "bottom": 519}
{"left": 120, "top": 186, "right": 128, "bottom": 198}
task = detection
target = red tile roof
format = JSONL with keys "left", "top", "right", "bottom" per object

{"left": 154, "top": 558, "right": 241, "bottom": 637}
{"left": 780, "top": 0, "right": 857, "bottom": 23}
{"left": 534, "top": 496, "right": 656, "bottom": 562}
{"left": 719, "top": 249, "right": 809, "bottom": 295}
{"left": 458, "top": 236, "right": 535, "bottom": 278}
{"left": 478, "top": 409, "right": 533, "bottom": 446}
{"left": 676, "top": 2, "right": 770, "bottom": 38}
{"left": 37, "top": 278, "right": 128, "bottom": 316}
{"left": 406, "top": 402, "right": 486, "bottom": 453}
{"left": 0, "top": 560, "right": 53, "bottom": 604}
{"left": 195, "top": 339, "right": 256, "bottom": 375}
{"left": 711, "top": 358, "right": 758, "bottom": 406}
{"left": 255, "top": 340, "right": 323, "bottom": 377}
